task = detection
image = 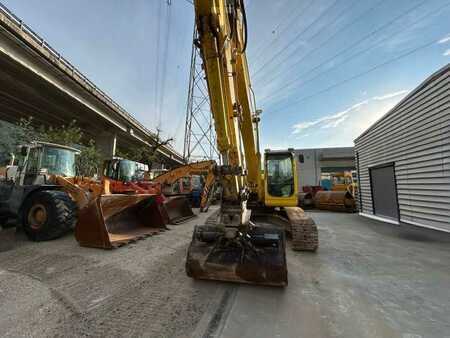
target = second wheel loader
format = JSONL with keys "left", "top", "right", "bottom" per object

{"left": 101, "top": 157, "right": 195, "bottom": 224}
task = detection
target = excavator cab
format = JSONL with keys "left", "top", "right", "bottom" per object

{"left": 264, "top": 150, "right": 298, "bottom": 207}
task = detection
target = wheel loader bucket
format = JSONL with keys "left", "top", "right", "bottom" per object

{"left": 314, "top": 191, "right": 356, "bottom": 212}
{"left": 75, "top": 194, "right": 167, "bottom": 249}
{"left": 163, "top": 196, "right": 195, "bottom": 224}
{"left": 186, "top": 224, "right": 288, "bottom": 287}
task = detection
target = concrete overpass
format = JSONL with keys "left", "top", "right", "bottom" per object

{"left": 0, "top": 3, "right": 184, "bottom": 167}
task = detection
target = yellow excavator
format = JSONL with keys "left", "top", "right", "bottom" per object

{"left": 185, "top": 0, "right": 318, "bottom": 286}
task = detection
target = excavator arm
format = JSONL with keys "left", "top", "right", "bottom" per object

{"left": 153, "top": 160, "right": 217, "bottom": 211}
{"left": 194, "top": 0, "right": 262, "bottom": 214}
{"left": 186, "top": 0, "right": 290, "bottom": 286}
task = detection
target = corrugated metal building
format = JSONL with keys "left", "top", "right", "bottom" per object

{"left": 355, "top": 64, "right": 450, "bottom": 232}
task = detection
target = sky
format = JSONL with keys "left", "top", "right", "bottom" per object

{"left": 2, "top": 0, "right": 450, "bottom": 153}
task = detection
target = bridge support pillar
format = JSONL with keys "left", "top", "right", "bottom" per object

{"left": 95, "top": 132, "right": 117, "bottom": 159}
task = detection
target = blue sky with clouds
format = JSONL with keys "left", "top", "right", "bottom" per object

{"left": 2, "top": 0, "right": 450, "bottom": 152}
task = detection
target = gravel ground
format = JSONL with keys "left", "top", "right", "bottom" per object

{"left": 0, "top": 207, "right": 223, "bottom": 338}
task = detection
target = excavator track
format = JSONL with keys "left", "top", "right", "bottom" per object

{"left": 285, "top": 207, "right": 319, "bottom": 252}
{"left": 251, "top": 207, "right": 319, "bottom": 252}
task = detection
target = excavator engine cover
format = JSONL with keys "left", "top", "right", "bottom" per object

{"left": 314, "top": 190, "right": 356, "bottom": 212}
{"left": 186, "top": 225, "right": 288, "bottom": 286}
{"left": 163, "top": 196, "right": 195, "bottom": 224}
{"left": 75, "top": 194, "right": 167, "bottom": 249}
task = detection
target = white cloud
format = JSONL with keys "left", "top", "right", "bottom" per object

{"left": 443, "top": 49, "right": 450, "bottom": 56}
{"left": 292, "top": 100, "right": 368, "bottom": 134}
{"left": 291, "top": 90, "right": 409, "bottom": 135}
{"left": 373, "top": 90, "right": 409, "bottom": 101}
{"left": 438, "top": 35, "right": 450, "bottom": 44}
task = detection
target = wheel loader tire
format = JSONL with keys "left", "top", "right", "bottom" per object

{"left": 22, "top": 190, "right": 77, "bottom": 241}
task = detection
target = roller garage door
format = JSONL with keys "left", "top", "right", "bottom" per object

{"left": 370, "top": 163, "right": 399, "bottom": 221}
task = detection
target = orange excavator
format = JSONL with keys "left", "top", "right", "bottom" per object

{"left": 152, "top": 160, "right": 217, "bottom": 212}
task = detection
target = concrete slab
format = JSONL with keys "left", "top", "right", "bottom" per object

{"left": 217, "top": 211, "right": 450, "bottom": 338}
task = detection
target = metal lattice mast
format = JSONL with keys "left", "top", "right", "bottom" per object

{"left": 183, "top": 29, "right": 219, "bottom": 163}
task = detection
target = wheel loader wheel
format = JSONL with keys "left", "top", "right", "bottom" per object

{"left": 22, "top": 190, "right": 77, "bottom": 241}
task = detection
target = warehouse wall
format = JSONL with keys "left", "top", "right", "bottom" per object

{"left": 294, "top": 147, "right": 355, "bottom": 191}
{"left": 355, "top": 64, "right": 450, "bottom": 232}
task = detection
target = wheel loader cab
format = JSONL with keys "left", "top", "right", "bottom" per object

{"left": 103, "top": 159, "right": 147, "bottom": 182}
{"left": 264, "top": 151, "right": 298, "bottom": 207}
{"left": 19, "top": 143, "right": 79, "bottom": 185}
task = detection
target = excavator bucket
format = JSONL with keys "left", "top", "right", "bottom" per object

{"left": 186, "top": 211, "right": 287, "bottom": 286}
{"left": 314, "top": 191, "right": 356, "bottom": 212}
{"left": 75, "top": 194, "right": 167, "bottom": 249}
{"left": 163, "top": 196, "right": 195, "bottom": 224}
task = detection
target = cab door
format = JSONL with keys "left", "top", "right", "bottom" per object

{"left": 264, "top": 152, "right": 298, "bottom": 207}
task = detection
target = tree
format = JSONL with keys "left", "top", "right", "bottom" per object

{"left": 0, "top": 121, "right": 21, "bottom": 165}
{"left": 117, "top": 128, "right": 173, "bottom": 169}
{"left": 77, "top": 140, "right": 102, "bottom": 178}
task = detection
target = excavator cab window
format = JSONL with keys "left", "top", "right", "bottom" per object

{"left": 265, "top": 153, "right": 295, "bottom": 197}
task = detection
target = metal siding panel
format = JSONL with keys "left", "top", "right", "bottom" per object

{"left": 355, "top": 66, "right": 450, "bottom": 231}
